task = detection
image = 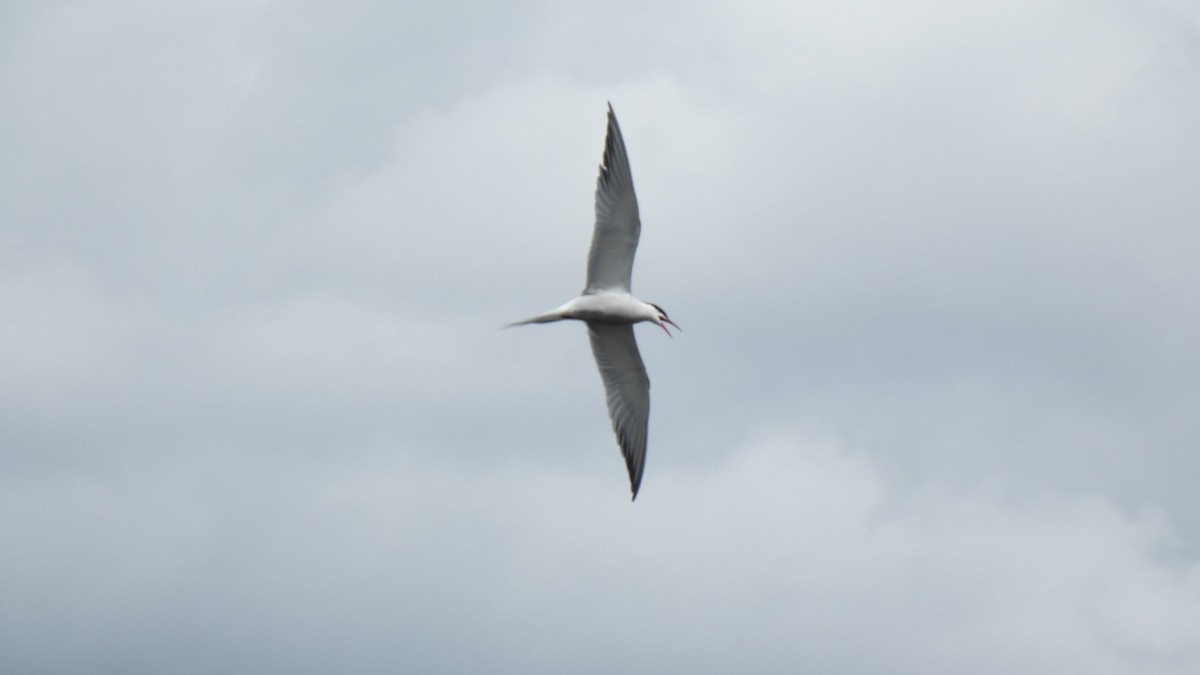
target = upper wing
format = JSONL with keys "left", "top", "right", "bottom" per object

{"left": 587, "top": 322, "right": 651, "bottom": 499}
{"left": 584, "top": 103, "right": 641, "bottom": 294}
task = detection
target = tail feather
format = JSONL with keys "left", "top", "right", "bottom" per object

{"left": 504, "top": 309, "right": 568, "bottom": 328}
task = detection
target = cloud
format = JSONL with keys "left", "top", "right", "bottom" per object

{"left": 2, "top": 0, "right": 1200, "bottom": 672}
{"left": 1, "top": 433, "right": 1196, "bottom": 673}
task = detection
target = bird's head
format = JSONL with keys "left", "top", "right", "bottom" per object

{"left": 649, "top": 303, "right": 680, "bottom": 337}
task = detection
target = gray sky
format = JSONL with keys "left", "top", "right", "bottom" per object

{"left": 3, "top": 0, "right": 1199, "bottom": 672}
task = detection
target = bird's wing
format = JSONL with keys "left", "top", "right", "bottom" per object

{"left": 587, "top": 322, "right": 651, "bottom": 499}
{"left": 584, "top": 103, "right": 641, "bottom": 294}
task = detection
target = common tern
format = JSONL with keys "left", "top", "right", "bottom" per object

{"left": 509, "top": 103, "right": 678, "bottom": 500}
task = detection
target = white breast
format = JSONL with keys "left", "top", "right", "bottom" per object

{"left": 564, "top": 293, "right": 657, "bottom": 324}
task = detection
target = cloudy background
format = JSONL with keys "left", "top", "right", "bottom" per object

{"left": 2, "top": 0, "right": 1199, "bottom": 672}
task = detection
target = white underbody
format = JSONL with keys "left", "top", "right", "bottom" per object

{"left": 514, "top": 291, "right": 658, "bottom": 326}
{"left": 561, "top": 292, "right": 658, "bottom": 324}
{"left": 510, "top": 291, "right": 659, "bottom": 327}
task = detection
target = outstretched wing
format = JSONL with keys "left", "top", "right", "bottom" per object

{"left": 584, "top": 103, "right": 641, "bottom": 294}
{"left": 587, "top": 322, "right": 651, "bottom": 499}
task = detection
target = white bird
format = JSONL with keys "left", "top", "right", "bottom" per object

{"left": 509, "top": 103, "right": 678, "bottom": 500}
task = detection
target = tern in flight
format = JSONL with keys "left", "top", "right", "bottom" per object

{"left": 509, "top": 103, "right": 678, "bottom": 499}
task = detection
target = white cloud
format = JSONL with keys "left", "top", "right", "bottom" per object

{"left": 1, "top": 433, "right": 1196, "bottom": 673}
{"left": 2, "top": 0, "right": 1199, "bottom": 671}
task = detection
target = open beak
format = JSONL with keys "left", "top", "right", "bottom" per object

{"left": 659, "top": 317, "right": 680, "bottom": 338}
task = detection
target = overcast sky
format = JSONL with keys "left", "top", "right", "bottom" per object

{"left": 2, "top": 0, "right": 1199, "bottom": 672}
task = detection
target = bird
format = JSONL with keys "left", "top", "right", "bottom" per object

{"left": 508, "top": 103, "right": 678, "bottom": 500}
